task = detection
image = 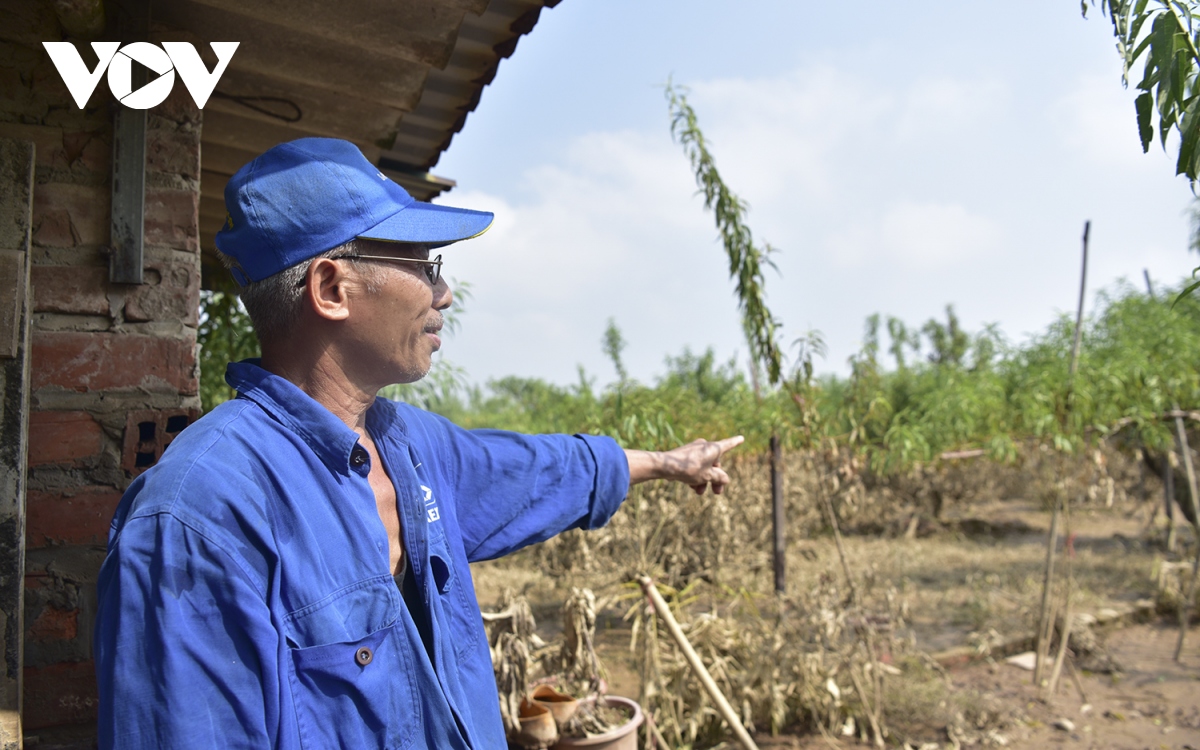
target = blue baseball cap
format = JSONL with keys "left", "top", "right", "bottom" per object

{"left": 214, "top": 138, "right": 494, "bottom": 285}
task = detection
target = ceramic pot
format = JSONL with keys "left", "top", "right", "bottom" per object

{"left": 531, "top": 684, "right": 580, "bottom": 727}
{"left": 552, "top": 696, "right": 643, "bottom": 750}
{"left": 512, "top": 697, "right": 559, "bottom": 749}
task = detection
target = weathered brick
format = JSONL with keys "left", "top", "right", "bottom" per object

{"left": 32, "top": 331, "right": 198, "bottom": 394}
{"left": 31, "top": 265, "right": 108, "bottom": 314}
{"left": 0, "top": 124, "right": 109, "bottom": 174}
{"left": 26, "top": 487, "right": 121, "bottom": 547}
{"left": 32, "top": 182, "right": 108, "bottom": 247}
{"left": 147, "top": 126, "right": 200, "bottom": 180}
{"left": 147, "top": 83, "right": 201, "bottom": 126}
{"left": 23, "top": 660, "right": 98, "bottom": 730}
{"left": 144, "top": 187, "right": 199, "bottom": 251}
{"left": 30, "top": 205, "right": 78, "bottom": 248}
{"left": 60, "top": 129, "right": 109, "bottom": 172}
{"left": 28, "top": 604, "right": 78, "bottom": 642}
{"left": 27, "top": 410, "right": 102, "bottom": 466}
{"left": 124, "top": 259, "right": 199, "bottom": 325}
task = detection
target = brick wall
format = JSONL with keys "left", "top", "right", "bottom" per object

{"left": 0, "top": 1, "right": 201, "bottom": 732}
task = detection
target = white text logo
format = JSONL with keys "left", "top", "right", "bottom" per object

{"left": 42, "top": 41, "right": 239, "bottom": 110}
{"left": 420, "top": 485, "right": 440, "bottom": 523}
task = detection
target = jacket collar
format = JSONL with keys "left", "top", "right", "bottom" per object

{"left": 225, "top": 359, "right": 406, "bottom": 475}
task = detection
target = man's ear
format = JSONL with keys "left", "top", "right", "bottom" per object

{"left": 305, "top": 257, "right": 352, "bottom": 322}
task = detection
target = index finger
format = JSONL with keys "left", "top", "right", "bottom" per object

{"left": 712, "top": 435, "right": 745, "bottom": 456}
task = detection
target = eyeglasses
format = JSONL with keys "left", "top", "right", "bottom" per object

{"left": 335, "top": 253, "right": 443, "bottom": 285}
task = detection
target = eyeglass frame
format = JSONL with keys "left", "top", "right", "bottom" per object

{"left": 332, "top": 253, "right": 444, "bottom": 286}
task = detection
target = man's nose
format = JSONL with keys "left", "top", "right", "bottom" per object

{"left": 433, "top": 278, "right": 453, "bottom": 311}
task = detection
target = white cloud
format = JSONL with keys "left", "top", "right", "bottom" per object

{"left": 1049, "top": 73, "right": 1174, "bottom": 170}
{"left": 434, "top": 58, "right": 1194, "bottom": 388}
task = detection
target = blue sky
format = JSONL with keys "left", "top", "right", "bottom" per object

{"left": 432, "top": 1, "right": 1195, "bottom": 388}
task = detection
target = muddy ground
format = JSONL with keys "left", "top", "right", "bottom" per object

{"left": 473, "top": 495, "right": 1200, "bottom": 749}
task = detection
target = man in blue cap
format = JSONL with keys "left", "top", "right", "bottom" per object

{"left": 94, "top": 138, "right": 742, "bottom": 749}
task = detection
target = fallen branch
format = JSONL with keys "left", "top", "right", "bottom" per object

{"left": 939, "top": 449, "right": 986, "bottom": 460}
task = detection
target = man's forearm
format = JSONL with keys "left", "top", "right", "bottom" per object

{"left": 623, "top": 436, "right": 743, "bottom": 494}
{"left": 624, "top": 449, "right": 665, "bottom": 486}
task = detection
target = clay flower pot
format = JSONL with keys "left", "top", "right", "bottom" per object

{"left": 531, "top": 684, "right": 580, "bottom": 727}
{"left": 512, "top": 698, "right": 559, "bottom": 749}
{"left": 552, "top": 695, "right": 643, "bottom": 750}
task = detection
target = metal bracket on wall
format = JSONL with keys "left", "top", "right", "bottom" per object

{"left": 110, "top": 105, "right": 146, "bottom": 284}
{"left": 109, "top": 0, "right": 150, "bottom": 284}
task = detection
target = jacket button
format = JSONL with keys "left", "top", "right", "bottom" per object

{"left": 350, "top": 446, "right": 368, "bottom": 467}
{"left": 355, "top": 646, "right": 373, "bottom": 666}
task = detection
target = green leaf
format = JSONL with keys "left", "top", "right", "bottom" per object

{"left": 1136, "top": 91, "right": 1155, "bottom": 149}
{"left": 1172, "top": 266, "right": 1200, "bottom": 308}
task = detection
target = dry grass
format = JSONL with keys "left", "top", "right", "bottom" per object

{"left": 472, "top": 444, "right": 1180, "bottom": 748}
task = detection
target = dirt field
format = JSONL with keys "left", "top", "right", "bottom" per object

{"left": 473, "top": 494, "right": 1200, "bottom": 749}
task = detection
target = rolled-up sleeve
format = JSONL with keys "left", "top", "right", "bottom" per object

{"left": 95, "top": 512, "right": 280, "bottom": 750}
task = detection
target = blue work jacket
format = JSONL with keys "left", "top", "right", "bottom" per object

{"left": 94, "top": 361, "right": 630, "bottom": 749}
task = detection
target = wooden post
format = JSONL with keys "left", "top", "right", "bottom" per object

{"left": 770, "top": 434, "right": 785, "bottom": 594}
{"left": 1173, "top": 413, "right": 1199, "bottom": 527}
{"left": 0, "top": 138, "right": 34, "bottom": 745}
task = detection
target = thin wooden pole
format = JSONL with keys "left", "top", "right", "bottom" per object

{"left": 1034, "top": 498, "right": 1061, "bottom": 685}
{"left": 1167, "top": 457, "right": 1178, "bottom": 553}
{"left": 1068, "top": 221, "right": 1090, "bottom": 383}
{"left": 637, "top": 576, "right": 760, "bottom": 750}
{"left": 1039, "top": 222, "right": 1088, "bottom": 686}
{"left": 770, "top": 434, "right": 785, "bottom": 594}
{"left": 1046, "top": 500, "right": 1074, "bottom": 698}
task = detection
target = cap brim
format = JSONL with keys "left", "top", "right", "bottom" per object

{"left": 357, "top": 201, "right": 493, "bottom": 248}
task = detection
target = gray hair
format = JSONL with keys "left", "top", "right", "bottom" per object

{"left": 217, "top": 239, "right": 380, "bottom": 344}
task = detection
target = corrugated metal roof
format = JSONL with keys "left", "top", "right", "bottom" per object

{"left": 163, "top": 0, "right": 560, "bottom": 285}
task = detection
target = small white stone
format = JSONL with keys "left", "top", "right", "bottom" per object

{"left": 1004, "top": 651, "right": 1037, "bottom": 671}
{"left": 1053, "top": 718, "right": 1075, "bottom": 732}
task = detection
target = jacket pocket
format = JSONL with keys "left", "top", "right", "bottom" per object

{"left": 285, "top": 578, "right": 417, "bottom": 750}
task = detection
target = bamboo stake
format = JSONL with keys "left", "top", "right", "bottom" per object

{"left": 637, "top": 576, "right": 760, "bottom": 750}
{"left": 1033, "top": 498, "right": 1061, "bottom": 685}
